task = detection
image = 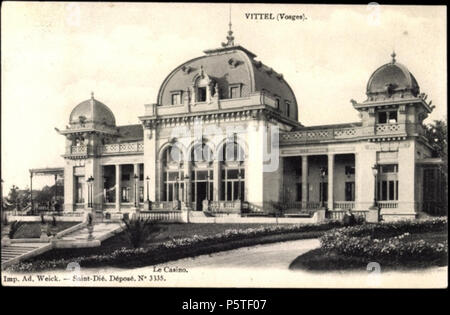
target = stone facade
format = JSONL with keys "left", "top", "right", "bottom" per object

{"left": 55, "top": 37, "right": 442, "bottom": 222}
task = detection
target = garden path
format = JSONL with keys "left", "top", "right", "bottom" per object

{"left": 159, "top": 238, "right": 321, "bottom": 269}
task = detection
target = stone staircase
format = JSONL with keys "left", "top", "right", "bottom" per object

{"left": 53, "top": 222, "right": 123, "bottom": 248}
{"left": 2, "top": 222, "right": 123, "bottom": 268}
{"left": 2, "top": 243, "right": 53, "bottom": 268}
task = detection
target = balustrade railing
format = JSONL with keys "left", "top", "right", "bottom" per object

{"left": 151, "top": 201, "right": 180, "bottom": 211}
{"left": 327, "top": 210, "right": 368, "bottom": 220}
{"left": 68, "top": 142, "right": 143, "bottom": 156}
{"left": 280, "top": 123, "right": 410, "bottom": 144}
{"left": 70, "top": 145, "right": 88, "bottom": 155}
{"left": 101, "top": 141, "right": 143, "bottom": 155}
{"left": 375, "top": 123, "right": 404, "bottom": 135}
{"left": 377, "top": 201, "right": 398, "bottom": 208}
{"left": 138, "top": 210, "right": 182, "bottom": 222}
{"left": 208, "top": 200, "right": 242, "bottom": 213}
{"left": 333, "top": 201, "right": 355, "bottom": 210}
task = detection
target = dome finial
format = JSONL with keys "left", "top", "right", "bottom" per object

{"left": 391, "top": 50, "right": 396, "bottom": 63}
{"left": 221, "top": 4, "right": 235, "bottom": 47}
{"left": 91, "top": 91, "right": 94, "bottom": 100}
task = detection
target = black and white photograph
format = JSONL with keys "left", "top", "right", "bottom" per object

{"left": 0, "top": 2, "right": 447, "bottom": 289}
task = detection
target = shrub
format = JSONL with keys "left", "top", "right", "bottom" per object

{"left": 320, "top": 217, "right": 448, "bottom": 262}
{"left": 8, "top": 220, "right": 22, "bottom": 239}
{"left": 2, "top": 215, "right": 8, "bottom": 226}
{"left": 122, "top": 217, "right": 163, "bottom": 248}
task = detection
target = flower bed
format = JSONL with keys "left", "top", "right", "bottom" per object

{"left": 7, "top": 220, "right": 345, "bottom": 272}
{"left": 320, "top": 217, "right": 447, "bottom": 261}
{"left": 289, "top": 217, "right": 448, "bottom": 271}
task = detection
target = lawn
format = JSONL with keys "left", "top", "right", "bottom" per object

{"left": 16, "top": 221, "right": 342, "bottom": 270}
{"left": 33, "top": 223, "right": 310, "bottom": 261}
{"left": 289, "top": 220, "right": 448, "bottom": 271}
{"left": 12, "top": 222, "right": 79, "bottom": 239}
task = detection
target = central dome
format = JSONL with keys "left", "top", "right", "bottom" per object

{"left": 156, "top": 45, "right": 299, "bottom": 121}
{"left": 69, "top": 94, "right": 116, "bottom": 127}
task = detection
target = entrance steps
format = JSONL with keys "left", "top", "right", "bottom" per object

{"left": 54, "top": 222, "right": 123, "bottom": 248}
{"left": 2, "top": 243, "right": 53, "bottom": 269}
{"left": 2, "top": 222, "right": 123, "bottom": 269}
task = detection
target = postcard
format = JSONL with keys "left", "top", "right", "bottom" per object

{"left": 1, "top": 2, "right": 447, "bottom": 290}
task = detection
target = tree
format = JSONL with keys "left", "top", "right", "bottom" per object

{"left": 424, "top": 119, "right": 448, "bottom": 214}
{"left": 34, "top": 185, "right": 53, "bottom": 205}
{"left": 5, "top": 185, "right": 20, "bottom": 210}
{"left": 121, "top": 217, "right": 163, "bottom": 248}
{"left": 424, "top": 119, "right": 448, "bottom": 159}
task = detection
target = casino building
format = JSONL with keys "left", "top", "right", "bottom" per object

{"left": 55, "top": 27, "right": 444, "bottom": 221}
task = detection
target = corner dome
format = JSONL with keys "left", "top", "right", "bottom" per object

{"left": 69, "top": 94, "right": 116, "bottom": 127}
{"left": 366, "top": 52, "right": 420, "bottom": 99}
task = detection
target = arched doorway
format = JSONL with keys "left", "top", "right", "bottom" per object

{"left": 190, "top": 142, "right": 213, "bottom": 210}
{"left": 219, "top": 141, "right": 245, "bottom": 202}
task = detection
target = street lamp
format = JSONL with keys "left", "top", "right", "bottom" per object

{"left": 146, "top": 176, "right": 150, "bottom": 202}
{"left": 54, "top": 174, "right": 58, "bottom": 211}
{"left": 320, "top": 167, "right": 326, "bottom": 208}
{"left": 30, "top": 172, "right": 34, "bottom": 214}
{"left": 176, "top": 175, "right": 180, "bottom": 202}
{"left": 144, "top": 176, "right": 152, "bottom": 211}
{"left": 87, "top": 176, "right": 94, "bottom": 208}
{"left": 184, "top": 175, "right": 190, "bottom": 223}
{"left": 371, "top": 164, "right": 378, "bottom": 209}
{"left": 133, "top": 174, "right": 139, "bottom": 207}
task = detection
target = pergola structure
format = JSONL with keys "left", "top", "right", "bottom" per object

{"left": 29, "top": 167, "right": 64, "bottom": 211}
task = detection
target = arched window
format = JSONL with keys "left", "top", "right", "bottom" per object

{"left": 222, "top": 141, "right": 245, "bottom": 162}
{"left": 220, "top": 141, "right": 245, "bottom": 201}
{"left": 163, "top": 145, "right": 183, "bottom": 164}
{"left": 161, "top": 145, "right": 184, "bottom": 202}
{"left": 190, "top": 142, "right": 213, "bottom": 210}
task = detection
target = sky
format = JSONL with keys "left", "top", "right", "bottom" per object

{"left": 1, "top": 2, "right": 447, "bottom": 193}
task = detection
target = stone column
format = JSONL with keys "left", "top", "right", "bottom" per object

{"left": 64, "top": 162, "right": 74, "bottom": 212}
{"left": 93, "top": 161, "right": 103, "bottom": 211}
{"left": 301, "top": 155, "right": 308, "bottom": 206}
{"left": 355, "top": 144, "right": 377, "bottom": 210}
{"left": 327, "top": 153, "right": 335, "bottom": 210}
{"left": 184, "top": 161, "right": 192, "bottom": 204}
{"left": 246, "top": 120, "right": 264, "bottom": 207}
{"left": 143, "top": 127, "right": 157, "bottom": 202}
{"left": 115, "top": 164, "right": 121, "bottom": 211}
{"left": 397, "top": 140, "right": 416, "bottom": 215}
{"left": 213, "top": 160, "right": 220, "bottom": 201}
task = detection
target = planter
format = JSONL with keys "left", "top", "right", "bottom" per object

{"left": 40, "top": 224, "right": 49, "bottom": 239}
{"left": 1, "top": 237, "right": 11, "bottom": 246}
{"left": 202, "top": 199, "right": 210, "bottom": 212}
{"left": 49, "top": 226, "right": 59, "bottom": 236}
